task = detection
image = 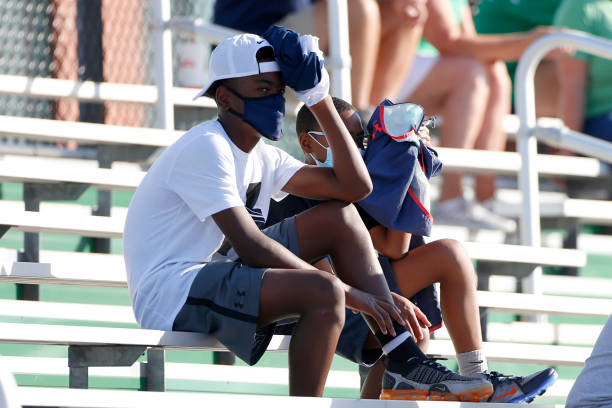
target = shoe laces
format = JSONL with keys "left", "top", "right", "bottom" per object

{"left": 484, "top": 371, "right": 522, "bottom": 385}
{"left": 420, "top": 357, "right": 453, "bottom": 374}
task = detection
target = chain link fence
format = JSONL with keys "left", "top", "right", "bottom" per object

{"left": 0, "top": 0, "right": 217, "bottom": 129}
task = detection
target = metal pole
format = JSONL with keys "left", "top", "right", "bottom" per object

{"left": 515, "top": 30, "right": 612, "bottom": 303}
{"left": 154, "top": 0, "right": 174, "bottom": 130}
{"left": 327, "top": 0, "right": 352, "bottom": 101}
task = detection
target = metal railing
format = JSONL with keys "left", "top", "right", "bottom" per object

{"left": 515, "top": 30, "right": 612, "bottom": 300}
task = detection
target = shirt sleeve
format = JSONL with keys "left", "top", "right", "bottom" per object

{"left": 265, "top": 145, "right": 306, "bottom": 201}
{"left": 167, "top": 135, "right": 243, "bottom": 221}
{"left": 554, "top": 0, "right": 595, "bottom": 60}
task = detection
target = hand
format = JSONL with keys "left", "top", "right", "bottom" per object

{"left": 347, "top": 287, "right": 406, "bottom": 336}
{"left": 389, "top": 0, "right": 428, "bottom": 26}
{"left": 390, "top": 292, "right": 431, "bottom": 341}
{"left": 417, "top": 126, "right": 432, "bottom": 148}
{"left": 262, "top": 26, "right": 327, "bottom": 95}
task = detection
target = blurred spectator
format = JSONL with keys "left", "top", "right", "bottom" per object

{"left": 474, "top": 0, "right": 563, "bottom": 117}
{"left": 566, "top": 313, "right": 612, "bottom": 407}
{"left": 213, "top": 0, "right": 426, "bottom": 112}
{"left": 554, "top": 0, "right": 612, "bottom": 143}
{"left": 396, "top": 0, "right": 553, "bottom": 232}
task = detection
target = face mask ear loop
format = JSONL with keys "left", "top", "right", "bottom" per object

{"left": 308, "top": 133, "right": 329, "bottom": 165}
{"left": 308, "top": 132, "right": 328, "bottom": 149}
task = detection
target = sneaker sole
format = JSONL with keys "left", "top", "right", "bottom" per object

{"left": 508, "top": 370, "right": 559, "bottom": 404}
{"left": 380, "top": 385, "right": 493, "bottom": 402}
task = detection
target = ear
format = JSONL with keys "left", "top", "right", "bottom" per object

{"left": 298, "top": 132, "right": 313, "bottom": 154}
{"left": 215, "top": 86, "right": 232, "bottom": 112}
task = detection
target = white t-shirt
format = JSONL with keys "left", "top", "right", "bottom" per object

{"left": 123, "top": 120, "right": 305, "bottom": 330}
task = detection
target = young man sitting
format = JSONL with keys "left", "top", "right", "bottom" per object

{"left": 266, "top": 96, "right": 558, "bottom": 403}
{"left": 123, "top": 26, "right": 493, "bottom": 401}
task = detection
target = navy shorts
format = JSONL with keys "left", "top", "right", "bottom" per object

{"left": 172, "top": 216, "right": 300, "bottom": 366}
{"left": 584, "top": 112, "right": 612, "bottom": 144}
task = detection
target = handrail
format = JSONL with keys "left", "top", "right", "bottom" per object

{"left": 327, "top": 0, "right": 351, "bottom": 101}
{"left": 515, "top": 30, "right": 612, "bottom": 299}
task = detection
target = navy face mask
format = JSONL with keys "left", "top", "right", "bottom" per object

{"left": 224, "top": 86, "right": 286, "bottom": 141}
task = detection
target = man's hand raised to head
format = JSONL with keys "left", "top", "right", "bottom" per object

{"left": 263, "top": 25, "right": 329, "bottom": 107}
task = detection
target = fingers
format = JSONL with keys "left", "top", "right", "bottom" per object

{"left": 369, "top": 304, "right": 391, "bottom": 335}
{"left": 378, "top": 298, "right": 407, "bottom": 337}
{"left": 415, "top": 306, "right": 431, "bottom": 328}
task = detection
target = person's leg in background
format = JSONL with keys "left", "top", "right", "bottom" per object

{"left": 407, "top": 56, "right": 489, "bottom": 202}
{"left": 368, "top": 0, "right": 427, "bottom": 109}
{"left": 309, "top": 0, "right": 382, "bottom": 111}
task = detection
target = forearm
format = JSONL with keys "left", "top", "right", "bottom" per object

{"left": 235, "top": 232, "right": 315, "bottom": 270}
{"left": 308, "top": 96, "right": 372, "bottom": 200}
{"left": 435, "top": 32, "right": 539, "bottom": 62}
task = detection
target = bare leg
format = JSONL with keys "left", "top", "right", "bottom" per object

{"left": 295, "top": 201, "right": 395, "bottom": 332}
{"left": 311, "top": 0, "right": 381, "bottom": 111}
{"left": 534, "top": 61, "right": 559, "bottom": 118}
{"left": 259, "top": 269, "right": 345, "bottom": 396}
{"left": 474, "top": 61, "right": 511, "bottom": 202}
{"left": 390, "top": 239, "right": 482, "bottom": 353}
{"left": 369, "top": 0, "right": 425, "bottom": 105}
{"left": 408, "top": 57, "right": 489, "bottom": 202}
{"left": 361, "top": 359, "right": 387, "bottom": 399}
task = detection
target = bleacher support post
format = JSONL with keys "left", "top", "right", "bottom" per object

{"left": 146, "top": 347, "right": 165, "bottom": 391}
{"left": 20, "top": 183, "right": 41, "bottom": 300}
{"left": 68, "top": 345, "right": 146, "bottom": 389}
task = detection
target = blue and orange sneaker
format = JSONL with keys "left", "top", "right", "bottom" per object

{"left": 483, "top": 368, "right": 558, "bottom": 403}
{"left": 380, "top": 357, "right": 493, "bottom": 401}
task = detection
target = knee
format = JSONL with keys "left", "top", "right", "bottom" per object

{"left": 458, "top": 59, "right": 490, "bottom": 98}
{"left": 324, "top": 201, "right": 364, "bottom": 232}
{"left": 308, "top": 272, "right": 346, "bottom": 325}
{"left": 487, "top": 61, "right": 512, "bottom": 101}
{"left": 432, "top": 239, "right": 475, "bottom": 284}
{"left": 349, "top": 0, "right": 380, "bottom": 25}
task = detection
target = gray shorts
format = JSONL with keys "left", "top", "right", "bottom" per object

{"left": 172, "top": 216, "right": 300, "bottom": 366}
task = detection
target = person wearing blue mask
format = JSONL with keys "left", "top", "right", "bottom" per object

{"left": 124, "top": 26, "right": 493, "bottom": 399}
{"left": 267, "top": 96, "right": 558, "bottom": 403}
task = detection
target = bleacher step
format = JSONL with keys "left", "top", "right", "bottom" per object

{"left": 16, "top": 387, "right": 566, "bottom": 408}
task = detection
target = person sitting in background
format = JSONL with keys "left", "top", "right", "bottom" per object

{"left": 473, "top": 0, "right": 564, "bottom": 117}
{"left": 395, "top": 0, "right": 555, "bottom": 233}
{"left": 566, "top": 313, "right": 612, "bottom": 407}
{"left": 267, "top": 96, "right": 558, "bottom": 403}
{"left": 553, "top": 0, "right": 612, "bottom": 144}
{"left": 213, "top": 0, "right": 427, "bottom": 113}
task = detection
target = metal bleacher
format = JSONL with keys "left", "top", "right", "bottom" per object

{"left": 1, "top": 2, "right": 612, "bottom": 407}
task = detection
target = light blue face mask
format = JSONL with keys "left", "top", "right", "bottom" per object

{"left": 308, "top": 131, "right": 366, "bottom": 167}
{"left": 308, "top": 131, "right": 333, "bottom": 167}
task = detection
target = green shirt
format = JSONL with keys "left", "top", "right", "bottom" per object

{"left": 474, "top": 0, "right": 563, "bottom": 84}
{"left": 475, "top": 0, "right": 563, "bottom": 34}
{"left": 554, "top": 0, "right": 612, "bottom": 118}
{"left": 418, "top": 0, "right": 468, "bottom": 56}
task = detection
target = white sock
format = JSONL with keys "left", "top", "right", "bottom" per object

{"left": 457, "top": 350, "right": 488, "bottom": 377}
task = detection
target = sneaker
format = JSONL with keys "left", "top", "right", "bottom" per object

{"left": 380, "top": 358, "right": 493, "bottom": 401}
{"left": 433, "top": 197, "right": 517, "bottom": 233}
{"left": 483, "top": 368, "right": 558, "bottom": 403}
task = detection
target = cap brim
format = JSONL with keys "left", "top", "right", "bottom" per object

{"left": 192, "top": 82, "right": 212, "bottom": 101}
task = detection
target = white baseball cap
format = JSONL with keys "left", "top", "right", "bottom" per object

{"left": 193, "top": 33, "right": 280, "bottom": 100}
